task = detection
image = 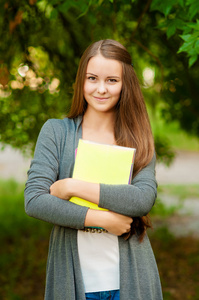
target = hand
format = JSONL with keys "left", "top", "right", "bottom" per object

{"left": 102, "top": 211, "right": 133, "bottom": 236}
{"left": 84, "top": 209, "right": 133, "bottom": 236}
{"left": 50, "top": 178, "right": 72, "bottom": 200}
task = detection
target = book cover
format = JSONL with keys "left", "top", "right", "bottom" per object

{"left": 69, "top": 139, "right": 136, "bottom": 211}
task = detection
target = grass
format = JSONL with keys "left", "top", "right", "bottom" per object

{"left": 0, "top": 179, "right": 51, "bottom": 240}
{"left": 150, "top": 197, "right": 181, "bottom": 217}
{"left": 158, "top": 184, "right": 199, "bottom": 200}
{"left": 149, "top": 184, "right": 199, "bottom": 299}
{"left": 0, "top": 179, "right": 199, "bottom": 299}
{"left": 0, "top": 179, "right": 51, "bottom": 300}
{"left": 150, "top": 184, "right": 199, "bottom": 217}
{"left": 149, "top": 230, "right": 199, "bottom": 300}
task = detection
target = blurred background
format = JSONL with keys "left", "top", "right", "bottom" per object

{"left": 0, "top": 0, "right": 199, "bottom": 299}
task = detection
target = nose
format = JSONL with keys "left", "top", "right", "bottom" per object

{"left": 97, "top": 81, "right": 107, "bottom": 94}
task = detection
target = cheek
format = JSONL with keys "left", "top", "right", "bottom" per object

{"left": 110, "top": 85, "right": 122, "bottom": 97}
{"left": 84, "top": 82, "right": 95, "bottom": 95}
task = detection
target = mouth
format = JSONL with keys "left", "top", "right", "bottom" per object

{"left": 94, "top": 96, "right": 109, "bottom": 102}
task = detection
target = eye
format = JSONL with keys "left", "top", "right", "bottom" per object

{"left": 108, "top": 78, "right": 117, "bottom": 83}
{"left": 87, "top": 76, "right": 96, "bottom": 81}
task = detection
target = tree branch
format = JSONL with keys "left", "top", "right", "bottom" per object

{"left": 132, "top": 0, "right": 153, "bottom": 39}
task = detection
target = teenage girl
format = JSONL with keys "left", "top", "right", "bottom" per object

{"left": 25, "top": 39, "right": 163, "bottom": 300}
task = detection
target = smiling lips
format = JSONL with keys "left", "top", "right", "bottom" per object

{"left": 94, "top": 96, "right": 109, "bottom": 101}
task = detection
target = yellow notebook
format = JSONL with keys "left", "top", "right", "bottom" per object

{"left": 69, "top": 139, "right": 136, "bottom": 211}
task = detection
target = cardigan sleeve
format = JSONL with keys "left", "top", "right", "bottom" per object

{"left": 99, "top": 154, "right": 157, "bottom": 217}
{"left": 24, "top": 119, "right": 88, "bottom": 229}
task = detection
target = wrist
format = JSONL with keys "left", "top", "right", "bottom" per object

{"left": 100, "top": 211, "right": 110, "bottom": 230}
{"left": 67, "top": 178, "right": 77, "bottom": 198}
{"left": 84, "top": 209, "right": 108, "bottom": 229}
{"left": 70, "top": 179, "right": 100, "bottom": 205}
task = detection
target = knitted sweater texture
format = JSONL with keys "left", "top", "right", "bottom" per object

{"left": 24, "top": 116, "right": 163, "bottom": 300}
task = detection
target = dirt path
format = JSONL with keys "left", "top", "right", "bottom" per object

{"left": 156, "top": 150, "right": 199, "bottom": 185}
{"left": 0, "top": 145, "right": 31, "bottom": 182}
{"left": 153, "top": 194, "right": 199, "bottom": 239}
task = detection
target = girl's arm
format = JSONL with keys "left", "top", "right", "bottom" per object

{"left": 49, "top": 178, "right": 100, "bottom": 203}
{"left": 25, "top": 119, "right": 133, "bottom": 235}
{"left": 24, "top": 120, "right": 89, "bottom": 230}
{"left": 50, "top": 179, "right": 133, "bottom": 235}
{"left": 99, "top": 155, "right": 157, "bottom": 217}
{"left": 50, "top": 154, "right": 157, "bottom": 218}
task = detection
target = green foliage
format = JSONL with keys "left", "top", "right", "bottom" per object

{"left": 0, "top": 179, "right": 51, "bottom": 299}
{"left": 151, "top": 226, "right": 175, "bottom": 244}
{"left": 149, "top": 103, "right": 199, "bottom": 152}
{"left": 154, "top": 134, "right": 175, "bottom": 166}
{"left": 0, "top": 179, "right": 51, "bottom": 239}
{"left": 159, "top": 184, "right": 199, "bottom": 199}
{"left": 150, "top": 198, "right": 180, "bottom": 217}
{"left": 150, "top": 0, "right": 178, "bottom": 17}
{"left": 178, "top": 20, "right": 199, "bottom": 67}
{"left": 150, "top": 0, "right": 199, "bottom": 67}
{"left": 0, "top": 0, "right": 199, "bottom": 158}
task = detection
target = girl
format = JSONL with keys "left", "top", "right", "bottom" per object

{"left": 25, "top": 39, "right": 163, "bottom": 300}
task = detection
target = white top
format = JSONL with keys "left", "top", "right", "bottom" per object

{"left": 77, "top": 230, "right": 120, "bottom": 292}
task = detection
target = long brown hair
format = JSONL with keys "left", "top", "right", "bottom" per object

{"left": 68, "top": 39, "right": 155, "bottom": 241}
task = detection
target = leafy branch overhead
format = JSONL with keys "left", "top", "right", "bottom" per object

{"left": 42, "top": 0, "right": 199, "bottom": 67}
{"left": 150, "top": 0, "right": 199, "bottom": 67}
{"left": 0, "top": 0, "right": 199, "bottom": 161}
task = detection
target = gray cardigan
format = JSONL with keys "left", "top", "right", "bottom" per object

{"left": 24, "top": 116, "right": 163, "bottom": 300}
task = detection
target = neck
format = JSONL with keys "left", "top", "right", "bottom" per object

{"left": 83, "top": 108, "right": 116, "bottom": 132}
{"left": 82, "top": 109, "right": 116, "bottom": 144}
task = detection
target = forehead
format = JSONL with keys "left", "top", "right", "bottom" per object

{"left": 86, "top": 54, "right": 122, "bottom": 76}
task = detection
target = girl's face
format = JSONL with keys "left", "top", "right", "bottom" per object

{"left": 83, "top": 54, "right": 122, "bottom": 114}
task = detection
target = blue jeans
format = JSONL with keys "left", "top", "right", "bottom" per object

{"left": 85, "top": 289, "right": 120, "bottom": 300}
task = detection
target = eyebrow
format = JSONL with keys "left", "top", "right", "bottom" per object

{"left": 86, "top": 72, "right": 121, "bottom": 79}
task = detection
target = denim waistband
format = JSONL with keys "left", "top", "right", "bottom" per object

{"left": 85, "top": 289, "right": 120, "bottom": 300}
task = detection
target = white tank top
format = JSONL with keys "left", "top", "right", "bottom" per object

{"left": 77, "top": 230, "right": 120, "bottom": 293}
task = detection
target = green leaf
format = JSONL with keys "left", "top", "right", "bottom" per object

{"left": 57, "top": 1, "right": 73, "bottom": 13}
{"left": 49, "top": 8, "right": 58, "bottom": 19}
{"left": 167, "top": 21, "right": 176, "bottom": 38}
{"left": 180, "top": 34, "right": 193, "bottom": 42}
{"left": 188, "top": 54, "right": 198, "bottom": 67}
{"left": 156, "top": 19, "right": 169, "bottom": 29}
{"left": 150, "top": 0, "right": 176, "bottom": 16}
{"left": 180, "top": 32, "right": 199, "bottom": 45}
{"left": 188, "top": 48, "right": 198, "bottom": 56}
{"left": 188, "top": 21, "right": 199, "bottom": 30}
{"left": 166, "top": 19, "right": 186, "bottom": 38}
{"left": 195, "top": 39, "right": 199, "bottom": 53}
{"left": 76, "top": 0, "right": 92, "bottom": 19}
{"left": 178, "top": 0, "right": 185, "bottom": 7}
{"left": 178, "top": 40, "right": 195, "bottom": 53}
{"left": 187, "top": 0, "right": 199, "bottom": 20}
{"left": 174, "top": 19, "right": 187, "bottom": 31}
